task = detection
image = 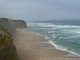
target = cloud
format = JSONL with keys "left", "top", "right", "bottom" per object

{"left": 59, "top": 0, "right": 80, "bottom": 3}
{"left": 0, "top": 0, "right": 80, "bottom": 20}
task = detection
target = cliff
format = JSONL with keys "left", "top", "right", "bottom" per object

{"left": 0, "top": 18, "right": 16, "bottom": 34}
{"left": 0, "top": 26, "right": 19, "bottom": 60}
{"left": 0, "top": 18, "right": 20, "bottom": 60}
{"left": 9, "top": 20, "right": 27, "bottom": 28}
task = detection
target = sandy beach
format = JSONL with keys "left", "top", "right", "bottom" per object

{"left": 14, "top": 28, "right": 80, "bottom": 60}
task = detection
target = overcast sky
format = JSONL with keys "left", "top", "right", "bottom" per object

{"left": 0, "top": 0, "right": 80, "bottom": 20}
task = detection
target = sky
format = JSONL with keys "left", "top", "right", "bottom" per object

{"left": 0, "top": 0, "right": 80, "bottom": 20}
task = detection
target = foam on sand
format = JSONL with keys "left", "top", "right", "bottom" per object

{"left": 49, "top": 40, "right": 80, "bottom": 57}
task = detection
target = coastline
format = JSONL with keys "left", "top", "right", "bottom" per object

{"left": 32, "top": 31, "right": 80, "bottom": 57}
{"left": 14, "top": 28, "right": 80, "bottom": 60}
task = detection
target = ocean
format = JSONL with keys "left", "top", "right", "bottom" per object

{"left": 27, "top": 20, "right": 80, "bottom": 56}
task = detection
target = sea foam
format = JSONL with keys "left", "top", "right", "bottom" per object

{"left": 49, "top": 40, "right": 80, "bottom": 57}
{"left": 28, "top": 22, "right": 80, "bottom": 57}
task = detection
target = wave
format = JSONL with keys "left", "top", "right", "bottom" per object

{"left": 28, "top": 22, "right": 80, "bottom": 57}
{"left": 27, "top": 22, "right": 53, "bottom": 28}
{"left": 74, "top": 31, "right": 80, "bottom": 33}
{"left": 49, "top": 40, "right": 80, "bottom": 57}
{"left": 28, "top": 22, "right": 80, "bottom": 28}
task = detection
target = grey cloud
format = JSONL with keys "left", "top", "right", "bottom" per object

{"left": 0, "top": 0, "right": 80, "bottom": 20}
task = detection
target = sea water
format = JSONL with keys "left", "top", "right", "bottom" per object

{"left": 27, "top": 21, "right": 80, "bottom": 56}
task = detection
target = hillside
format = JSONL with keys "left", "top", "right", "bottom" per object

{"left": 0, "top": 18, "right": 27, "bottom": 60}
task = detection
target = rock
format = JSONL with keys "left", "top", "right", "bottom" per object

{"left": 0, "top": 18, "right": 19, "bottom": 60}
{"left": 9, "top": 19, "right": 27, "bottom": 28}
{"left": 0, "top": 18, "right": 16, "bottom": 35}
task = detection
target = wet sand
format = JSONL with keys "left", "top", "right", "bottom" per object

{"left": 14, "top": 28, "right": 80, "bottom": 60}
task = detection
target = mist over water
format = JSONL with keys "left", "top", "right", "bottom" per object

{"left": 27, "top": 21, "right": 80, "bottom": 56}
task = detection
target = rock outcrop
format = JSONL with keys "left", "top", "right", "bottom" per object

{"left": 0, "top": 18, "right": 19, "bottom": 60}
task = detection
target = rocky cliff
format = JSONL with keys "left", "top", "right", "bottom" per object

{"left": 0, "top": 18, "right": 16, "bottom": 34}
{"left": 0, "top": 18, "right": 20, "bottom": 60}
{"left": 9, "top": 20, "right": 27, "bottom": 28}
{"left": 0, "top": 26, "right": 19, "bottom": 60}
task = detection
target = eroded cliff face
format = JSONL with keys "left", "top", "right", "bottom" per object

{"left": 0, "top": 18, "right": 16, "bottom": 34}
{"left": 0, "top": 18, "right": 19, "bottom": 60}
{"left": 0, "top": 18, "right": 27, "bottom": 60}
{"left": 9, "top": 20, "right": 27, "bottom": 28}
{"left": 0, "top": 25, "right": 19, "bottom": 60}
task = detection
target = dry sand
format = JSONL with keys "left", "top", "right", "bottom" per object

{"left": 14, "top": 28, "right": 80, "bottom": 60}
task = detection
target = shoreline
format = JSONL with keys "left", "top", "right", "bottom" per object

{"left": 49, "top": 40, "right": 80, "bottom": 57}
{"left": 15, "top": 28, "right": 80, "bottom": 60}
{"left": 30, "top": 31, "right": 80, "bottom": 57}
